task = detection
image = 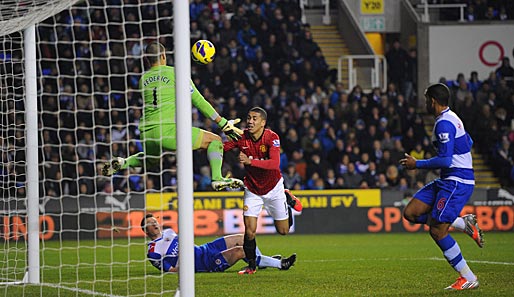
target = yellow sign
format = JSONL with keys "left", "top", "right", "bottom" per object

{"left": 361, "top": 0, "right": 384, "bottom": 15}
{"left": 146, "top": 189, "right": 381, "bottom": 211}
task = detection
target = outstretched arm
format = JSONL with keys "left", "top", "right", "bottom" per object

{"left": 239, "top": 147, "right": 280, "bottom": 170}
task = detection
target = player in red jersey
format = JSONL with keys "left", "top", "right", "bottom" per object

{"left": 224, "top": 107, "right": 301, "bottom": 275}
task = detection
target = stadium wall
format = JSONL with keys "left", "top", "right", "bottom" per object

{"left": 426, "top": 23, "right": 514, "bottom": 83}
{"left": 1, "top": 189, "right": 512, "bottom": 240}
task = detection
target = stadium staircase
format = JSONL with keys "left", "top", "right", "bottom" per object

{"left": 423, "top": 115, "right": 500, "bottom": 189}
{"left": 309, "top": 25, "right": 349, "bottom": 84}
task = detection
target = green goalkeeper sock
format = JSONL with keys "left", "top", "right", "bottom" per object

{"left": 207, "top": 140, "right": 223, "bottom": 181}
{"left": 122, "top": 152, "right": 144, "bottom": 169}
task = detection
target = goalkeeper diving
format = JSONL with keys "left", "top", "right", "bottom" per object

{"left": 103, "top": 42, "right": 243, "bottom": 191}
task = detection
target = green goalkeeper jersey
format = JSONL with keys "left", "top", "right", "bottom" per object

{"left": 139, "top": 64, "right": 220, "bottom": 130}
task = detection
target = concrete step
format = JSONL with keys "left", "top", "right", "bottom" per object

{"left": 475, "top": 183, "right": 501, "bottom": 189}
{"left": 310, "top": 25, "right": 349, "bottom": 70}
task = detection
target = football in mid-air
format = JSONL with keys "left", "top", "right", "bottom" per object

{"left": 191, "top": 40, "right": 216, "bottom": 64}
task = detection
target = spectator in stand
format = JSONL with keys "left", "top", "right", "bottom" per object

{"left": 493, "top": 135, "right": 514, "bottom": 186}
{"left": 465, "top": 4, "right": 477, "bottom": 21}
{"left": 376, "top": 173, "right": 389, "bottom": 189}
{"left": 468, "top": 71, "right": 481, "bottom": 96}
{"left": 341, "top": 162, "right": 363, "bottom": 189}
{"left": 310, "top": 49, "right": 329, "bottom": 86}
{"left": 362, "top": 161, "right": 379, "bottom": 187}
{"left": 453, "top": 79, "right": 473, "bottom": 112}
{"left": 283, "top": 162, "right": 302, "bottom": 190}
{"left": 306, "top": 152, "right": 330, "bottom": 180}
{"left": 401, "top": 127, "right": 417, "bottom": 154}
{"left": 385, "top": 40, "right": 408, "bottom": 93}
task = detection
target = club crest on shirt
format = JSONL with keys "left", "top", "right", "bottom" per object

{"left": 243, "top": 205, "right": 249, "bottom": 211}
{"left": 437, "top": 198, "right": 446, "bottom": 211}
{"left": 215, "top": 258, "right": 222, "bottom": 265}
{"left": 260, "top": 145, "right": 267, "bottom": 153}
{"left": 272, "top": 139, "right": 280, "bottom": 147}
{"left": 438, "top": 132, "right": 450, "bottom": 143}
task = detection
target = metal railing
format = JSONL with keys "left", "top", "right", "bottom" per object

{"left": 415, "top": 1, "right": 467, "bottom": 22}
{"left": 338, "top": 55, "right": 387, "bottom": 92}
{"left": 299, "top": 0, "right": 331, "bottom": 24}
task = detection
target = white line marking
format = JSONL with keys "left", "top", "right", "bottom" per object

{"left": 301, "top": 257, "right": 514, "bottom": 266}
{"left": 39, "top": 283, "right": 128, "bottom": 297}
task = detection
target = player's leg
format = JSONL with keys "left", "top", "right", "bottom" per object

{"left": 223, "top": 234, "right": 244, "bottom": 248}
{"left": 238, "top": 189, "right": 262, "bottom": 274}
{"left": 263, "top": 179, "right": 290, "bottom": 234}
{"left": 239, "top": 215, "right": 258, "bottom": 274}
{"left": 102, "top": 127, "right": 163, "bottom": 176}
{"left": 403, "top": 180, "right": 435, "bottom": 224}
{"left": 429, "top": 181, "right": 479, "bottom": 290}
{"left": 193, "top": 128, "right": 243, "bottom": 190}
{"left": 284, "top": 189, "right": 303, "bottom": 212}
{"left": 102, "top": 152, "right": 144, "bottom": 176}
{"left": 450, "top": 214, "right": 484, "bottom": 248}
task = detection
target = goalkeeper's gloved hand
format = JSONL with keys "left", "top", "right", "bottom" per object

{"left": 218, "top": 117, "right": 243, "bottom": 141}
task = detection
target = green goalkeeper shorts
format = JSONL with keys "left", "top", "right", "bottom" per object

{"left": 140, "top": 123, "right": 203, "bottom": 157}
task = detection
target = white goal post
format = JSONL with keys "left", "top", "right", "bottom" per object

{"left": 0, "top": 0, "right": 194, "bottom": 295}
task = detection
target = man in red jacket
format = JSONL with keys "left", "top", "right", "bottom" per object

{"left": 224, "top": 107, "right": 302, "bottom": 275}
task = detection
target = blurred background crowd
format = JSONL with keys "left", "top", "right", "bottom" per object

{"left": 1, "top": 0, "right": 513, "bottom": 200}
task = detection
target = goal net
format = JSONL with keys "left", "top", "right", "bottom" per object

{"left": 1, "top": 0, "right": 181, "bottom": 295}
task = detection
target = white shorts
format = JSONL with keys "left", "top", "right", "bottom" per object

{"left": 243, "top": 178, "right": 288, "bottom": 221}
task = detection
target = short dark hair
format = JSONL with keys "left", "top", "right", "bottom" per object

{"left": 140, "top": 213, "right": 155, "bottom": 232}
{"left": 425, "top": 83, "right": 450, "bottom": 106}
{"left": 249, "top": 106, "right": 267, "bottom": 121}
{"left": 145, "top": 42, "right": 165, "bottom": 66}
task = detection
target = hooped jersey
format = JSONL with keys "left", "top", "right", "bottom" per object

{"left": 432, "top": 108, "right": 474, "bottom": 184}
{"left": 147, "top": 229, "right": 179, "bottom": 272}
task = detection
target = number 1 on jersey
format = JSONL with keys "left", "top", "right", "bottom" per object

{"left": 153, "top": 87, "right": 158, "bottom": 107}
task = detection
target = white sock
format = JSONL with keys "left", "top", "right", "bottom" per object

{"left": 258, "top": 255, "right": 281, "bottom": 269}
{"left": 459, "top": 264, "right": 477, "bottom": 282}
{"left": 451, "top": 217, "right": 465, "bottom": 231}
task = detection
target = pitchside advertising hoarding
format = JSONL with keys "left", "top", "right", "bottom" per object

{"left": 1, "top": 189, "right": 513, "bottom": 240}
{"left": 428, "top": 24, "right": 514, "bottom": 83}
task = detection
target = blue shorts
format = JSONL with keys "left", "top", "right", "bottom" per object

{"left": 194, "top": 237, "right": 230, "bottom": 272}
{"left": 413, "top": 179, "right": 474, "bottom": 223}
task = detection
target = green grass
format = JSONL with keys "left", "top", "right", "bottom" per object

{"left": 1, "top": 232, "right": 514, "bottom": 296}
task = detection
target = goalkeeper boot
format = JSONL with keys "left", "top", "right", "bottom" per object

{"left": 445, "top": 276, "right": 479, "bottom": 290}
{"left": 463, "top": 214, "right": 484, "bottom": 248}
{"left": 102, "top": 157, "right": 125, "bottom": 176}
{"left": 211, "top": 177, "right": 244, "bottom": 191}
{"left": 285, "top": 189, "right": 303, "bottom": 212}
{"left": 280, "top": 253, "right": 297, "bottom": 270}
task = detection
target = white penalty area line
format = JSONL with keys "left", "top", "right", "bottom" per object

{"left": 39, "top": 282, "right": 177, "bottom": 297}
{"left": 302, "top": 257, "right": 514, "bottom": 266}
{"left": 39, "top": 283, "right": 127, "bottom": 297}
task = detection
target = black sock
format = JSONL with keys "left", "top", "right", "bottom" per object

{"left": 243, "top": 236, "right": 257, "bottom": 269}
{"left": 288, "top": 207, "right": 293, "bottom": 228}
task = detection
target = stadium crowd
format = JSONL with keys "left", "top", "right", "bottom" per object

{"left": 3, "top": 0, "right": 512, "bottom": 201}
{"left": 411, "top": 0, "right": 514, "bottom": 21}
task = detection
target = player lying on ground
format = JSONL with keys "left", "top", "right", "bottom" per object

{"left": 400, "top": 83, "right": 484, "bottom": 291}
{"left": 141, "top": 214, "right": 296, "bottom": 273}
{"left": 102, "top": 42, "right": 243, "bottom": 191}
{"left": 223, "top": 107, "right": 302, "bottom": 275}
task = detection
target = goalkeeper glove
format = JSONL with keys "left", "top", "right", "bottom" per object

{"left": 218, "top": 117, "right": 243, "bottom": 141}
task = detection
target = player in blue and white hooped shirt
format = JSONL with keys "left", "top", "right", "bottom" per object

{"left": 400, "top": 83, "right": 484, "bottom": 291}
{"left": 141, "top": 214, "right": 296, "bottom": 273}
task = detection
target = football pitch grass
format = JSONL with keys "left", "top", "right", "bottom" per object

{"left": 1, "top": 232, "right": 514, "bottom": 296}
